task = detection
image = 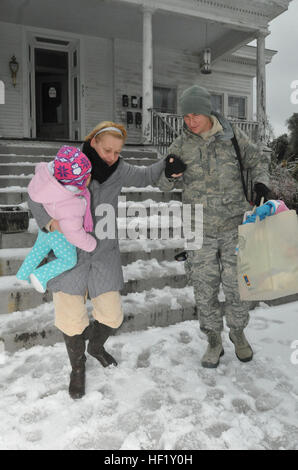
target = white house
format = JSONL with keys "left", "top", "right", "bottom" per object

{"left": 0, "top": 0, "right": 292, "bottom": 145}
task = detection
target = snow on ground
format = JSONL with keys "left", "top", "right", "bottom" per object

{"left": 1, "top": 300, "right": 298, "bottom": 450}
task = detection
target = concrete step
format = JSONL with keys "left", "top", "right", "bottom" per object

{"left": 0, "top": 163, "right": 36, "bottom": 175}
{"left": 0, "top": 274, "right": 188, "bottom": 315}
{"left": 0, "top": 257, "right": 187, "bottom": 314}
{"left": 0, "top": 189, "right": 182, "bottom": 205}
{"left": 0, "top": 198, "right": 183, "bottom": 225}
{"left": 0, "top": 243, "right": 185, "bottom": 276}
{"left": 0, "top": 141, "right": 158, "bottom": 159}
{"left": 0, "top": 157, "right": 159, "bottom": 175}
{"left": 0, "top": 154, "right": 159, "bottom": 165}
{"left": 0, "top": 231, "right": 37, "bottom": 249}
{"left": 0, "top": 143, "right": 64, "bottom": 156}
{"left": 0, "top": 222, "right": 186, "bottom": 248}
{"left": 0, "top": 190, "right": 28, "bottom": 205}
{"left": 0, "top": 154, "right": 52, "bottom": 163}
{"left": 0, "top": 286, "right": 196, "bottom": 352}
{"left": 0, "top": 176, "right": 31, "bottom": 188}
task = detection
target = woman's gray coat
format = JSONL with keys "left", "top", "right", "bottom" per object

{"left": 28, "top": 157, "right": 165, "bottom": 298}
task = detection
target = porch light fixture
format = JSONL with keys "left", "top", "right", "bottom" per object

{"left": 201, "top": 48, "right": 212, "bottom": 75}
{"left": 9, "top": 55, "right": 19, "bottom": 87}
{"left": 200, "top": 23, "right": 212, "bottom": 75}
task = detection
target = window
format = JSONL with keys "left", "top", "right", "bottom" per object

{"left": 153, "top": 86, "right": 177, "bottom": 114}
{"left": 228, "top": 96, "right": 246, "bottom": 120}
{"left": 210, "top": 94, "right": 223, "bottom": 114}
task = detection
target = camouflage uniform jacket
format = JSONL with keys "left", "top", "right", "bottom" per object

{"left": 158, "top": 113, "right": 270, "bottom": 236}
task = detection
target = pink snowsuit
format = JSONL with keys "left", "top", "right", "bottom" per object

{"left": 268, "top": 200, "right": 289, "bottom": 215}
{"left": 28, "top": 162, "right": 96, "bottom": 252}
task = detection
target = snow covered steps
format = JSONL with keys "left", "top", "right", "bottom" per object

{"left": 0, "top": 188, "right": 182, "bottom": 206}
{"left": 0, "top": 140, "right": 196, "bottom": 343}
{"left": 0, "top": 140, "right": 158, "bottom": 158}
{"left": 0, "top": 285, "right": 196, "bottom": 352}
{"left": 0, "top": 158, "right": 157, "bottom": 176}
{"left": 0, "top": 257, "right": 188, "bottom": 315}
{"left": 0, "top": 238, "right": 185, "bottom": 276}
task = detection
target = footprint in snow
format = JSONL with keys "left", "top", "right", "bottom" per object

{"left": 250, "top": 316, "right": 269, "bottom": 330}
{"left": 19, "top": 408, "right": 48, "bottom": 425}
{"left": 255, "top": 392, "right": 282, "bottom": 412}
{"left": 174, "top": 431, "right": 203, "bottom": 450}
{"left": 205, "top": 422, "right": 231, "bottom": 439}
{"left": 205, "top": 388, "right": 225, "bottom": 401}
{"left": 25, "top": 429, "right": 43, "bottom": 443}
{"left": 140, "top": 389, "right": 165, "bottom": 411}
{"left": 136, "top": 349, "right": 151, "bottom": 368}
{"left": 117, "top": 410, "right": 142, "bottom": 434}
{"left": 178, "top": 331, "right": 192, "bottom": 344}
{"left": 231, "top": 398, "right": 252, "bottom": 415}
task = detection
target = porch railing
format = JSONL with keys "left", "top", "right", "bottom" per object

{"left": 150, "top": 109, "right": 259, "bottom": 155}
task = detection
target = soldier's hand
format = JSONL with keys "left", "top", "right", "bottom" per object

{"left": 165, "top": 154, "right": 187, "bottom": 179}
{"left": 253, "top": 182, "right": 270, "bottom": 206}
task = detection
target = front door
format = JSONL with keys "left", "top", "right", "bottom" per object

{"left": 35, "top": 48, "right": 69, "bottom": 140}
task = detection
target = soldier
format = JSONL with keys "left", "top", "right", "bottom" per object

{"left": 159, "top": 85, "right": 270, "bottom": 368}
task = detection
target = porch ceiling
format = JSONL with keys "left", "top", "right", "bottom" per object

{"left": 0, "top": 0, "right": 257, "bottom": 55}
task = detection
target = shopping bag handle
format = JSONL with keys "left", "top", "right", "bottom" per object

{"left": 252, "top": 197, "right": 265, "bottom": 223}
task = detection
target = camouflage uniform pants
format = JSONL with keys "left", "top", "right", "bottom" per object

{"left": 185, "top": 228, "right": 250, "bottom": 333}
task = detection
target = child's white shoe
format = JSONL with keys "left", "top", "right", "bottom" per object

{"left": 29, "top": 274, "right": 46, "bottom": 293}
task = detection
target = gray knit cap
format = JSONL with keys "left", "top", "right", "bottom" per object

{"left": 179, "top": 85, "right": 212, "bottom": 116}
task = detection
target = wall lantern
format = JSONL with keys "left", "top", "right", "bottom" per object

{"left": 9, "top": 55, "right": 19, "bottom": 87}
{"left": 200, "top": 48, "right": 212, "bottom": 75}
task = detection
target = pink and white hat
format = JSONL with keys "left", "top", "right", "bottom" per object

{"left": 54, "top": 146, "right": 92, "bottom": 189}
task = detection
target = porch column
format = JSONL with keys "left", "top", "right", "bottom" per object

{"left": 256, "top": 33, "right": 266, "bottom": 143}
{"left": 142, "top": 7, "right": 154, "bottom": 144}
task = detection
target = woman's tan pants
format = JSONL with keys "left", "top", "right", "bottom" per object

{"left": 53, "top": 290, "right": 123, "bottom": 336}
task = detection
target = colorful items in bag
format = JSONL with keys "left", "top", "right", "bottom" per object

{"left": 243, "top": 200, "right": 289, "bottom": 224}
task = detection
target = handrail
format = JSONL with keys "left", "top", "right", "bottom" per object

{"left": 150, "top": 109, "right": 182, "bottom": 155}
{"left": 150, "top": 109, "right": 259, "bottom": 155}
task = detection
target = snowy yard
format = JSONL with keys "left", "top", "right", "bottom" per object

{"left": 1, "top": 300, "right": 298, "bottom": 450}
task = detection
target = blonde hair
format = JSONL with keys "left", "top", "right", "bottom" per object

{"left": 85, "top": 121, "right": 127, "bottom": 143}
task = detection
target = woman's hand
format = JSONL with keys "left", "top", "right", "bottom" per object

{"left": 49, "top": 219, "right": 62, "bottom": 233}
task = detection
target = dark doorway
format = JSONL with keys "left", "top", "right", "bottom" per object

{"left": 35, "top": 48, "right": 69, "bottom": 140}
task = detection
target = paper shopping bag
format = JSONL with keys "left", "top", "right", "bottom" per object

{"left": 237, "top": 210, "right": 298, "bottom": 301}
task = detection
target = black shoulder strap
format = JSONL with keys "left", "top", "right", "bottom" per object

{"left": 231, "top": 135, "right": 249, "bottom": 203}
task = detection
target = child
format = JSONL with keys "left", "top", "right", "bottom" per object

{"left": 243, "top": 199, "right": 289, "bottom": 224}
{"left": 16, "top": 146, "right": 96, "bottom": 293}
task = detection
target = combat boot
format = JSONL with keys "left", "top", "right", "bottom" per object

{"left": 229, "top": 329, "right": 253, "bottom": 362}
{"left": 87, "top": 321, "right": 117, "bottom": 367}
{"left": 63, "top": 332, "right": 86, "bottom": 399}
{"left": 201, "top": 331, "right": 224, "bottom": 368}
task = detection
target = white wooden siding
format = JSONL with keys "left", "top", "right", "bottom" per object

{"left": 83, "top": 36, "right": 114, "bottom": 137}
{"left": 114, "top": 39, "right": 143, "bottom": 144}
{"left": 0, "top": 22, "right": 24, "bottom": 137}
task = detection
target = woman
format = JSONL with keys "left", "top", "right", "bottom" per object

{"left": 28, "top": 121, "right": 166, "bottom": 399}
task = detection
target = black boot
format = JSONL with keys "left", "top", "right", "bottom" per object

{"left": 63, "top": 332, "right": 86, "bottom": 399}
{"left": 87, "top": 321, "right": 117, "bottom": 367}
